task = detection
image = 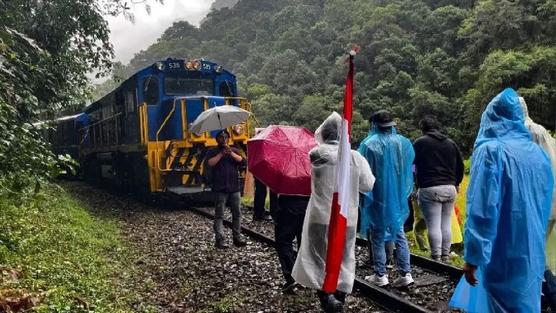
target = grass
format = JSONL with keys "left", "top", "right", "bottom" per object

{"left": 0, "top": 184, "right": 143, "bottom": 312}
{"left": 406, "top": 231, "right": 465, "bottom": 267}
{"left": 200, "top": 294, "right": 245, "bottom": 313}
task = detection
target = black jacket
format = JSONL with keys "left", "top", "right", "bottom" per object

{"left": 206, "top": 147, "right": 246, "bottom": 193}
{"left": 277, "top": 195, "right": 309, "bottom": 216}
{"left": 413, "top": 130, "right": 464, "bottom": 188}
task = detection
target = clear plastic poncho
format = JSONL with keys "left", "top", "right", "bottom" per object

{"left": 292, "top": 112, "right": 375, "bottom": 293}
{"left": 520, "top": 97, "right": 556, "bottom": 273}
{"left": 358, "top": 126, "right": 414, "bottom": 240}
{"left": 450, "top": 88, "right": 553, "bottom": 312}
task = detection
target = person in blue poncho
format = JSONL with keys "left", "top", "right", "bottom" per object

{"left": 358, "top": 109, "right": 415, "bottom": 287}
{"left": 450, "top": 88, "right": 553, "bottom": 312}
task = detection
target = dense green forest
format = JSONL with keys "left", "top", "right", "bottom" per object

{"left": 1, "top": 0, "right": 556, "bottom": 188}
{"left": 97, "top": 0, "right": 556, "bottom": 155}
{"left": 0, "top": 0, "right": 165, "bottom": 192}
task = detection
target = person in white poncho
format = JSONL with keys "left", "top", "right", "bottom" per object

{"left": 292, "top": 112, "right": 375, "bottom": 313}
{"left": 519, "top": 97, "right": 556, "bottom": 308}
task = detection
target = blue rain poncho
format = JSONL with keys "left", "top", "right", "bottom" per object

{"left": 358, "top": 126, "right": 414, "bottom": 241}
{"left": 450, "top": 88, "right": 553, "bottom": 312}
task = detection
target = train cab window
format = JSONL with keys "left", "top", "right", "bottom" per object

{"left": 143, "top": 76, "right": 159, "bottom": 105}
{"left": 164, "top": 75, "right": 214, "bottom": 96}
{"left": 125, "top": 91, "right": 136, "bottom": 113}
{"left": 219, "top": 81, "right": 234, "bottom": 97}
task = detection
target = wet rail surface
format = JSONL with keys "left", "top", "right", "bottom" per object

{"left": 189, "top": 205, "right": 460, "bottom": 313}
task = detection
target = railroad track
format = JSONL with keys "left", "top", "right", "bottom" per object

{"left": 237, "top": 205, "right": 461, "bottom": 311}
{"left": 186, "top": 205, "right": 447, "bottom": 313}
{"left": 354, "top": 237, "right": 463, "bottom": 280}
{"left": 67, "top": 182, "right": 548, "bottom": 313}
{"left": 239, "top": 206, "right": 462, "bottom": 279}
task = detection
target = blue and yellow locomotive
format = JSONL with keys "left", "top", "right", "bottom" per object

{"left": 76, "top": 58, "right": 251, "bottom": 194}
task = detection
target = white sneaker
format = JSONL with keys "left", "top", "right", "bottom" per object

{"left": 365, "top": 274, "right": 389, "bottom": 287}
{"left": 392, "top": 273, "right": 414, "bottom": 287}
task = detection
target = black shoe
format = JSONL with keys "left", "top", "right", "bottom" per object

{"left": 253, "top": 213, "right": 273, "bottom": 221}
{"left": 281, "top": 279, "right": 297, "bottom": 294}
{"left": 233, "top": 238, "right": 247, "bottom": 247}
{"left": 215, "top": 240, "right": 229, "bottom": 249}
{"left": 334, "top": 291, "right": 346, "bottom": 304}
{"left": 324, "top": 294, "right": 343, "bottom": 313}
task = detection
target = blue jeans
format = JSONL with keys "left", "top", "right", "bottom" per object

{"left": 370, "top": 227, "right": 411, "bottom": 276}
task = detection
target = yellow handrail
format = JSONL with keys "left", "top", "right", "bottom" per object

{"left": 180, "top": 98, "right": 187, "bottom": 139}
{"left": 138, "top": 103, "right": 149, "bottom": 145}
{"left": 156, "top": 102, "right": 176, "bottom": 142}
{"left": 155, "top": 101, "right": 176, "bottom": 172}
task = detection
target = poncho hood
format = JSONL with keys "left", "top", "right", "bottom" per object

{"left": 474, "top": 88, "right": 531, "bottom": 149}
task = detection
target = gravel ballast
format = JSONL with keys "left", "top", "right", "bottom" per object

{"left": 208, "top": 205, "right": 460, "bottom": 312}
{"left": 63, "top": 182, "right": 387, "bottom": 313}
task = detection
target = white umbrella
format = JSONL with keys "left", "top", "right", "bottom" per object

{"left": 189, "top": 105, "right": 251, "bottom": 135}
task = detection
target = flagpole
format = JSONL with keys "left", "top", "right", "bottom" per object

{"left": 322, "top": 49, "right": 356, "bottom": 293}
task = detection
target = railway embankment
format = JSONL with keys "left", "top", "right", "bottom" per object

{"left": 0, "top": 183, "right": 143, "bottom": 312}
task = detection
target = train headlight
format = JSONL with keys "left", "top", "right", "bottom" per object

{"left": 215, "top": 65, "right": 223, "bottom": 73}
{"left": 185, "top": 59, "right": 202, "bottom": 71}
{"left": 193, "top": 60, "right": 201, "bottom": 70}
{"left": 232, "top": 124, "right": 245, "bottom": 136}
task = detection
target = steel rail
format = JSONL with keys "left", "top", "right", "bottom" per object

{"left": 186, "top": 205, "right": 433, "bottom": 313}
{"left": 354, "top": 237, "right": 463, "bottom": 280}
{"left": 242, "top": 205, "right": 463, "bottom": 280}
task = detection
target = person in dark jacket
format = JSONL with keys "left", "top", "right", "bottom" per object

{"left": 413, "top": 116, "right": 464, "bottom": 262}
{"left": 253, "top": 177, "right": 277, "bottom": 221}
{"left": 252, "top": 127, "right": 276, "bottom": 221}
{"left": 275, "top": 194, "right": 309, "bottom": 293}
{"left": 206, "top": 130, "right": 247, "bottom": 249}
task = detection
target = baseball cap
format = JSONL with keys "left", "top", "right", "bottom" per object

{"left": 371, "top": 109, "right": 396, "bottom": 128}
{"left": 216, "top": 129, "right": 230, "bottom": 138}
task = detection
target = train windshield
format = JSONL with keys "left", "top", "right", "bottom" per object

{"left": 164, "top": 76, "right": 214, "bottom": 96}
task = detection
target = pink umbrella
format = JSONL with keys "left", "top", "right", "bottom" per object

{"left": 247, "top": 125, "right": 317, "bottom": 196}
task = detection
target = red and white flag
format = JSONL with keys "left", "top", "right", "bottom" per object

{"left": 322, "top": 50, "right": 356, "bottom": 293}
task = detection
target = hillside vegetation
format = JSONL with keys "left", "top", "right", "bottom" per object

{"left": 98, "top": 0, "right": 556, "bottom": 154}
{"left": 0, "top": 0, "right": 144, "bottom": 191}
{"left": 0, "top": 185, "right": 146, "bottom": 312}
